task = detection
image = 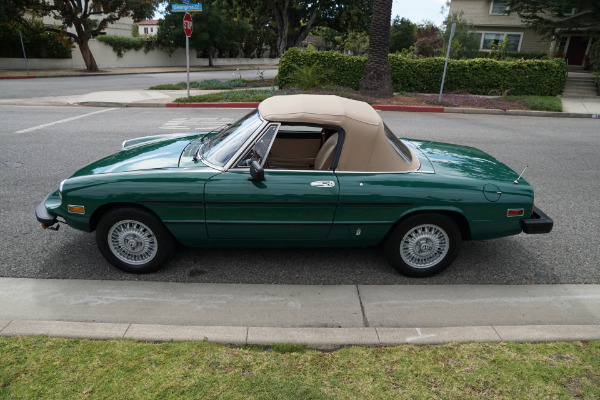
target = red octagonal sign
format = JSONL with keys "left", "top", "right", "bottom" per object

{"left": 183, "top": 12, "right": 193, "bottom": 37}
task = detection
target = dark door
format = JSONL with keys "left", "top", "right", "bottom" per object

{"left": 566, "top": 36, "right": 589, "bottom": 66}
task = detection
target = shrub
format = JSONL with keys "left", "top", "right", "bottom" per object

{"left": 589, "top": 40, "right": 600, "bottom": 71}
{"left": 0, "top": 20, "right": 72, "bottom": 59}
{"left": 278, "top": 47, "right": 566, "bottom": 96}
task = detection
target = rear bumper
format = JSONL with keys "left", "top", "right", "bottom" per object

{"left": 36, "top": 194, "right": 58, "bottom": 228}
{"left": 522, "top": 207, "right": 553, "bottom": 234}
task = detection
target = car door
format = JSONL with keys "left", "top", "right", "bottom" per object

{"left": 204, "top": 124, "right": 340, "bottom": 240}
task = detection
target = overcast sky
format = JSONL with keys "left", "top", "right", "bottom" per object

{"left": 392, "top": 0, "right": 448, "bottom": 26}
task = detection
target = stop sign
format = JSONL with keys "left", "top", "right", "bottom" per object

{"left": 183, "top": 12, "right": 193, "bottom": 37}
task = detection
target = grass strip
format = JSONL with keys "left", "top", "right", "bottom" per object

{"left": 174, "top": 89, "right": 276, "bottom": 103}
{"left": 1, "top": 337, "right": 599, "bottom": 399}
{"left": 507, "top": 96, "right": 563, "bottom": 112}
{"left": 150, "top": 79, "right": 275, "bottom": 90}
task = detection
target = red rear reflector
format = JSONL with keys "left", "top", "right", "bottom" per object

{"left": 507, "top": 208, "right": 524, "bottom": 217}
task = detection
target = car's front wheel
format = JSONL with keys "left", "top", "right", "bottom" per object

{"left": 384, "top": 213, "right": 461, "bottom": 277}
{"left": 96, "top": 207, "right": 175, "bottom": 273}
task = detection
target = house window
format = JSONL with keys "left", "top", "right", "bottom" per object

{"left": 480, "top": 32, "right": 522, "bottom": 51}
{"left": 150, "top": 27, "right": 154, "bottom": 33}
{"left": 144, "top": 27, "right": 148, "bottom": 34}
{"left": 490, "top": 0, "right": 509, "bottom": 15}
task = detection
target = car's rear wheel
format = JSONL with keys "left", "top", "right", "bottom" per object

{"left": 96, "top": 207, "right": 174, "bottom": 273}
{"left": 384, "top": 213, "right": 460, "bottom": 277}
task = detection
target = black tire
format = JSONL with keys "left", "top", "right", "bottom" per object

{"left": 384, "top": 213, "right": 461, "bottom": 277}
{"left": 96, "top": 207, "right": 175, "bottom": 274}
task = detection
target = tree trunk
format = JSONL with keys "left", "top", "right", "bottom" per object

{"left": 78, "top": 39, "right": 99, "bottom": 72}
{"left": 360, "top": 0, "right": 393, "bottom": 98}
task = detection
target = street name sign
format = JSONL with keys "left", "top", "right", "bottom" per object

{"left": 172, "top": 4, "right": 202, "bottom": 12}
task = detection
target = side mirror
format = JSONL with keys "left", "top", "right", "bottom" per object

{"left": 248, "top": 160, "right": 265, "bottom": 182}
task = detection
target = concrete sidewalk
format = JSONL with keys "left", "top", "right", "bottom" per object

{"left": 1, "top": 278, "right": 599, "bottom": 348}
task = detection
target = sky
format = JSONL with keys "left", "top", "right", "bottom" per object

{"left": 391, "top": 0, "right": 448, "bottom": 26}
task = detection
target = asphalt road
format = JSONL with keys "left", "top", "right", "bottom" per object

{"left": 1, "top": 105, "right": 599, "bottom": 284}
{"left": 0, "top": 69, "right": 277, "bottom": 99}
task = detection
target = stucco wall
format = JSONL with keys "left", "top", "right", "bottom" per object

{"left": 0, "top": 40, "right": 279, "bottom": 70}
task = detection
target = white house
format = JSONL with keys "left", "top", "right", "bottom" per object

{"left": 138, "top": 20, "right": 159, "bottom": 36}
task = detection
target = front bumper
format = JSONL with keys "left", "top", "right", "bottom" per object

{"left": 36, "top": 194, "right": 58, "bottom": 228}
{"left": 522, "top": 207, "right": 553, "bottom": 234}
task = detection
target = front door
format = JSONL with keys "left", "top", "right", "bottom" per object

{"left": 566, "top": 36, "right": 589, "bottom": 66}
{"left": 204, "top": 170, "right": 339, "bottom": 239}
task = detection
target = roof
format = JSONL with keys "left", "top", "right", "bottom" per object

{"left": 138, "top": 20, "right": 159, "bottom": 25}
{"left": 258, "top": 95, "right": 419, "bottom": 172}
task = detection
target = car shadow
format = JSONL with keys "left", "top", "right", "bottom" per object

{"left": 25, "top": 229, "right": 563, "bottom": 285}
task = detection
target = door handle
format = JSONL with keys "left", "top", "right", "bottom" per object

{"left": 310, "top": 181, "right": 335, "bottom": 188}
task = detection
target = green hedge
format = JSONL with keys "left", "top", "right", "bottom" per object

{"left": 279, "top": 47, "right": 566, "bottom": 96}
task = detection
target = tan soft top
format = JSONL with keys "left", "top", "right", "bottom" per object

{"left": 258, "top": 94, "right": 419, "bottom": 172}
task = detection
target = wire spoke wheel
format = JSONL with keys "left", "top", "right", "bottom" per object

{"left": 96, "top": 208, "right": 175, "bottom": 274}
{"left": 108, "top": 220, "right": 158, "bottom": 265}
{"left": 384, "top": 213, "right": 460, "bottom": 277}
{"left": 400, "top": 224, "right": 449, "bottom": 269}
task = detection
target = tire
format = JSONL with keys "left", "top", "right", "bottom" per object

{"left": 384, "top": 213, "right": 461, "bottom": 277}
{"left": 96, "top": 207, "right": 175, "bottom": 274}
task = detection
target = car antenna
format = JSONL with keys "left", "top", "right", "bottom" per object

{"left": 514, "top": 165, "right": 528, "bottom": 184}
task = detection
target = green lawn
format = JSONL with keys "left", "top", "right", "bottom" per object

{"left": 174, "top": 89, "right": 276, "bottom": 103}
{"left": 507, "top": 95, "right": 563, "bottom": 112}
{"left": 1, "top": 337, "right": 599, "bottom": 399}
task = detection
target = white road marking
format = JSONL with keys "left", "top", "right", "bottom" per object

{"left": 15, "top": 108, "right": 117, "bottom": 134}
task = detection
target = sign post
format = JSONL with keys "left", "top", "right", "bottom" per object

{"left": 439, "top": 22, "right": 456, "bottom": 104}
{"left": 173, "top": 3, "right": 202, "bottom": 98}
{"left": 183, "top": 12, "right": 193, "bottom": 97}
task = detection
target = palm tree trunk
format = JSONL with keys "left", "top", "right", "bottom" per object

{"left": 360, "top": 0, "right": 393, "bottom": 98}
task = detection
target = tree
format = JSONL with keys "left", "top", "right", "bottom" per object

{"left": 504, "top": 0, "right": 600, "bottom": 38}
{"left": 220, "top": 0, "right": 372, "bottom": 57}
{"left": 442, "top": 11, "right": 480, "bottom": 59}
{"left": 389, "top": 16, "right": 416, "bottom": 53}
{"left": 413, "top": 23, "right": 443, "bottom": 57}
{"left": 158, "top": 0, "right": 252, "bottom": 65}
{"left": 3, "top": 0, "right": 159, "bottom": 72}
{"left": 360, "top": 0, "right": 393, "bottom": 98}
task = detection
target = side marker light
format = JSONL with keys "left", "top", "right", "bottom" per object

{"left": 507, "top": 208, "right": 524, "bottom": 217}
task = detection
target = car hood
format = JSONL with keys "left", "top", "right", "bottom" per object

{"left": 409, "top": 140, "right": 521, "bottom": 182}
{"left": 70, "top": 133, "right": 205, "bottom": 177}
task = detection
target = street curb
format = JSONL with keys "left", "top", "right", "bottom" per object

{"left": 155, "top": 102, "right": 600, "bottom": 118}
{"left": 0, "top": 75, "right": 36, "bottom": 80}
{"left": 372, "top": 104, "right": 444, "bottom": 113}
{"left": 167, "top": 102, "right": 260, "bottom": 108}
{"left": 1, "top": 321, "right": 599, "bottom": 348}
{"left": 445, "top": 107, "right": 600, "bottom": 119}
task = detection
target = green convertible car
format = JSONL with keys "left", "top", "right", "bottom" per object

{"left": 36, "top": 94, "right": 552, "bottom": 277}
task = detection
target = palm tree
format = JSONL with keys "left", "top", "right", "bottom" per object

{"left": 360, "top": 0, "right": 394, "bottom": 97}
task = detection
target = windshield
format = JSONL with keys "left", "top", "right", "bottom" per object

{"left": 201, "top": 111, "right": 263, "bottom": 167}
